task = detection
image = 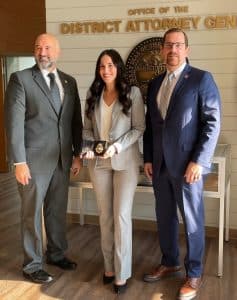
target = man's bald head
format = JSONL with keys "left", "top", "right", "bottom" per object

{"left": 34, "top": 33, "right": 61, "bottom": 71}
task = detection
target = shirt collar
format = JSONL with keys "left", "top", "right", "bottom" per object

{"left": 41, "top": 68, "right": 58, "bottom": 77}
{"left": 169, "top": 62, "right": 186, "bottom": 79}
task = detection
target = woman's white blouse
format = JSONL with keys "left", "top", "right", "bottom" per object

{"left": 100, "top": 93, "right": 116, "bottom": 141}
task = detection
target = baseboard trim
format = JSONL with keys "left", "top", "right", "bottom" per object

{"left": 67, "top": 213, "right": 237, "bottom": 240}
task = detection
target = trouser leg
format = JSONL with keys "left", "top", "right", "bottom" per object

{"left": 177, "top": 178, "right": 205, "bottom": 277}
{"left": 113, "top": 165, "right": 139, "bottom": 281}
{"left": 153, "top": 165, "right": 180, "bottom": 267}
{"left": 19, "top": 173, "right": 52, "bottom": 273}
{"left": 44, "top": 162, "right": 70, "bottom": 261}
{"left": 88, "top": 162, "right": 114, "bottom": 273}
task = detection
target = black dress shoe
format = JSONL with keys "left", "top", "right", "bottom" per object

{"left": 23, "top": 269, "right": 53, "bottom": 283}
{"left": 103, "top": 274, "right": 115, "bottom": 284}
{"left": 114, "top": 282, "right": 127, "bottom": 294}
{"left": 46, "top": 257, "right": 77, "bottom": 270}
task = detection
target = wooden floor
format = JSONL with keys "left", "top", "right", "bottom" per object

{"left": 0, "top": 172, "right": 237, "bottom": 300}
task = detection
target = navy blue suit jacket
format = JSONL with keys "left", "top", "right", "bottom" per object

{"left": 143, "top": 64, "right": 221, "bottom": 178}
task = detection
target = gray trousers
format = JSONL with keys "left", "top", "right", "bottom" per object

{"left": 18, "top": 162, "right": 70, "bottom": 273}
{"left": 88, "top": 159, "right": 139, "bottom": 281}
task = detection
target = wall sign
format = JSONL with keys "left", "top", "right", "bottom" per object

{"left": 60, "top": 5, "right": 237, "bottom": 34}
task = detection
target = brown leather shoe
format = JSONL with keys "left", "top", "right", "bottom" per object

{"left": 143, "top": 264, "right": 181, "bottom": 282}
{"left": 178, "top": 277, "right": 203, "bottom": 300}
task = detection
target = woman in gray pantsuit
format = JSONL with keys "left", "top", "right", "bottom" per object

{"left": 82, "top": 49, "right": 145, "bottom": 294}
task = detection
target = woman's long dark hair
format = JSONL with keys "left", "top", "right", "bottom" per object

{"left": 86, "top": 49, "right": 132, "bottom": 119}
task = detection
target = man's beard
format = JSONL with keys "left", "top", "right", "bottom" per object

{"left": 35, "top": 58, "right": 54, "bottom": 70}
{"left": 166, "top": 54, "right": 179, "bottom": 66}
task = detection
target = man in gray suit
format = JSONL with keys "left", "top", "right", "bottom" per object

{"left": 4, "top": 33, "right": 83, "bottom": 283}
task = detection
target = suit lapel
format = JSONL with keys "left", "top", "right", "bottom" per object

{"left": 166, "top": 64, "right": 192, "bottom": 117}
{"left": 111, "top": 100, "right": 122, "bottom": 129}
{"left": 94, "top": 99, "right": 101, "bottom": 138}
{"left": 58, "top": 70, "right": 70, "bottom": 113}
{"left": 149, "top": 74, "right": 165, "bottom": 118}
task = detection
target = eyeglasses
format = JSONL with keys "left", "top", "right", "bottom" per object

{"left": 163, "top": 42, "right": 185, "bottom": 49}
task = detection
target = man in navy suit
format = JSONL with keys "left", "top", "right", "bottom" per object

{"left": 143, "top": 28, "right": 221, "bottom": 300}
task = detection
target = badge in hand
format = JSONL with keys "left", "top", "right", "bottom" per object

{"left": 93, "top": 141, "right": 109, "bottom": 156}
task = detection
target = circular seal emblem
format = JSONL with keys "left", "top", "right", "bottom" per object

{"left": 95, "top": 142, "right": 104, "bottom": 155}
{"left": 93, "top": 140, "right": 108, "bottom": 156}
{"left": 126, "top": 37, "right": 166, "bottom": 102}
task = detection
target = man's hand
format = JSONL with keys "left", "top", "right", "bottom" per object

{"left": 15, "top": 163, "right": 31, "bottom": 185}
{"left": 144, "top": 162, "right": 153, "bottom": 181}
{"left": 80, "top": 150, "right": 95, "bottom": 160}
{"left": 71, "top": 156, "right": 82, "bottom": 176}
{"left": 184, "top": 162, "right": 203, "bottom": 184}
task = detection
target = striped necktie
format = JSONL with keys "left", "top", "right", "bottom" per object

{"left": 159, "top": 72, "right": 174, "bottom": 119}
{"left": 48, "top": 73, "right": 61, "bottom": 114}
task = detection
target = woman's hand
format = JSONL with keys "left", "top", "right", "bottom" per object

{"left": 103, "top": 145, "right": 116, "bottom": 159}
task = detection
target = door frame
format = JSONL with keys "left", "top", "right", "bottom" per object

{"left": 0, "top": 56, "right": 8, "bottom": 172}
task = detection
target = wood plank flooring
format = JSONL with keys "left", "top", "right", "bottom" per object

{"left": 0, "top": 172, "right": 236, "bottom": 300}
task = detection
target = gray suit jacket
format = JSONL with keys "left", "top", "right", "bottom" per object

{"left": 5, "top": 64, "right": 82, "bottom": 173}
{"left": 83, "top": 86, "right": 145, "bottom": 170}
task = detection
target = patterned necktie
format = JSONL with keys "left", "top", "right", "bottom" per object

{"left": 159, "top": 72, "right": 174, "bottom": 119}
{"left": 48, "top": 73, "right": 61, "bottom": 114}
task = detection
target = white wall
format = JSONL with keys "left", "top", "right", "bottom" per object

{"left": 46, "top": 0, "right": 237, "bottom": 229}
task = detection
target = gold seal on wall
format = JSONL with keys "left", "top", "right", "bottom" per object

{"left": 126, "top": 37, "right": 166, "bottom": 102}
